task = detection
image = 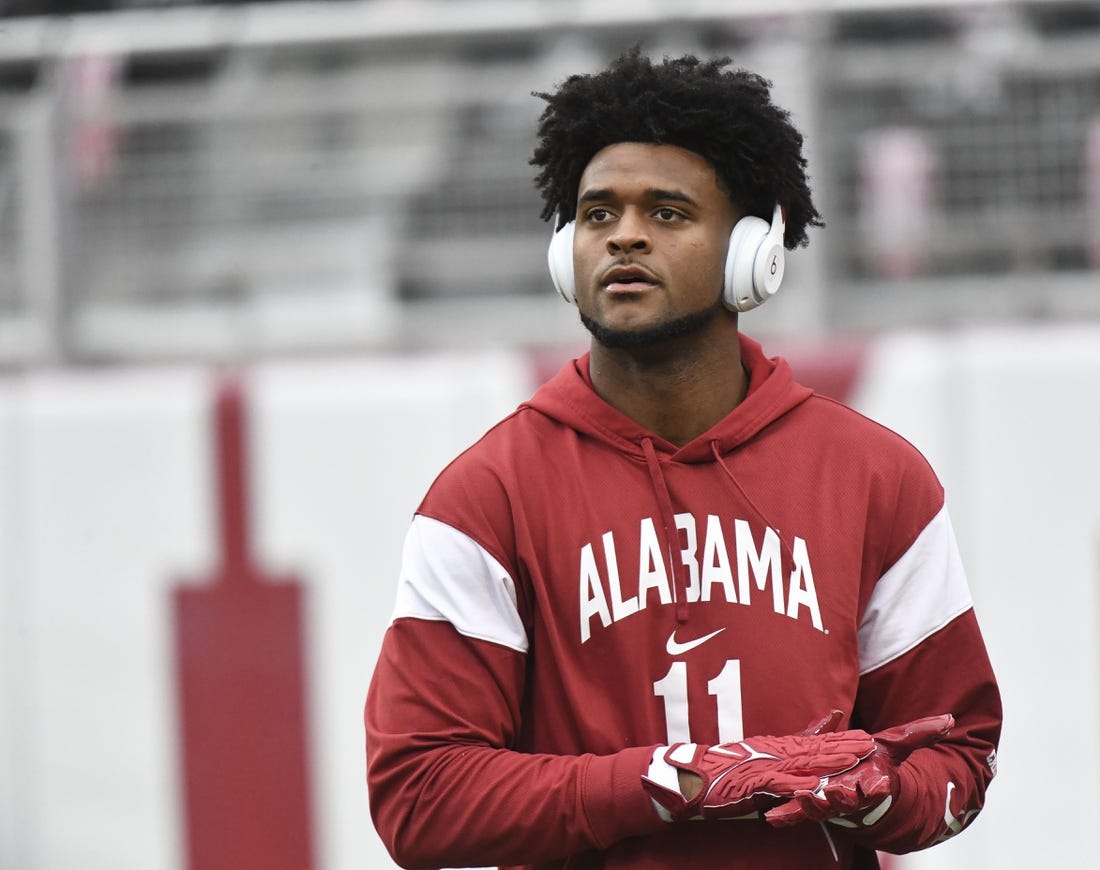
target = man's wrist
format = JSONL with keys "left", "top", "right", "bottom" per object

{"left": 678, "top": 769, "right": 702, "bottom": 801}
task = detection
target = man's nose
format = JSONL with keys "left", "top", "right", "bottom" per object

{"left": 607, "top": 212, "right": 652, "bottom": 254}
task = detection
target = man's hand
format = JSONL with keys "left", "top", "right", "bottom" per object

{"left": 765, "top": 714, "right": 955, "bottom": 828}
{"left": 642, "top": 713, "right": 876, "bottom": 822}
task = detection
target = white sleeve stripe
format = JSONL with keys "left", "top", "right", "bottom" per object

{"left": 390, "top": 613, "right": 531, "bottom": 651}
{"left": 859, "top": 605, "right": 972, "bottom": 677}
{"left": 858, "top": 505, "right": 973, "bottom": 675}
{"left": 392, "top": 514, "right": 529, "bottom": 654}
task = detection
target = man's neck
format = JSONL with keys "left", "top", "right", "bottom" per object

{"left": 587, "top": 325, "right": 747, "bottom": 447}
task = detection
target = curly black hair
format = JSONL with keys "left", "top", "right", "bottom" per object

{"left": 531, "top": 47, "right": 821, "bottom": 248}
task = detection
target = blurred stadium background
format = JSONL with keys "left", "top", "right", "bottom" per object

{"left": 0, "top": 1, "right": 1097, "bottom": 869}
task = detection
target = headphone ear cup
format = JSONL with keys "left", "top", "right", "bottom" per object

{"left": 752, "top": 235, "right": 785, "bottom": 303}
{"left": 723, "top": 204, "right": 787, "bottom": 312}
{"left": 723, "top": 216, "right": 770, "bottom": 312}
{"left": 547, "top": 221, "right": 576, "bottom": 304}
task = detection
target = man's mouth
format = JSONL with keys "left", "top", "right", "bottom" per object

{"left": 602, "top": 266, "right": 659, "bottom": 292}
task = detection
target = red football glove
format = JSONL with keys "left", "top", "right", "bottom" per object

{"left": 642, "top": 715, "right": 876, "bottom": 822}
{"left": 765, "top": 713, "right": 955, "bottom": 829}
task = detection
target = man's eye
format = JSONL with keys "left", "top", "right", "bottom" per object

{"left": 656, "top": 208, "right": 681, "bottom": 221}
{"left": 587, "top": 208, "right": 612, "bottom": 222}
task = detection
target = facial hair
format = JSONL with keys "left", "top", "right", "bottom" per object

{"left": 579, "top": 295, "right": 726, "bottom": 350}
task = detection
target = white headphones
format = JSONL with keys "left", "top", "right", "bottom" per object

{"left": 547, "top": 203, "right": 786, "bottom": 312}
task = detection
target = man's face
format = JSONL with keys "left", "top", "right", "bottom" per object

{"left": 572, "top": 142, "right": 740, "bottom": 348}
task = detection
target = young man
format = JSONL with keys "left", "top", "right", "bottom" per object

{"left": 365, "top": 49, "right": 1001, "bottom": 869}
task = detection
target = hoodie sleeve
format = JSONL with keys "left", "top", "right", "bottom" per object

{"left": 364, "top": 514, "right": 664, "bottom": 869}
{"left": 845, "top": 505, "right": 1002, "bottom": 854}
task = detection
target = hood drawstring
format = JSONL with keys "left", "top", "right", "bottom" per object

{"left": 636, "top": 437, "right": 797, "bottom": 625}
{"left": 709, "top": 439, "right": 796, "bottom": 564}
{"left": 641, "top": 437, "right": 691, "bottom": 624}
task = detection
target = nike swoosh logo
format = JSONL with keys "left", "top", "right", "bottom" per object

{"left": 666, "top": 627, "right": 726, "bottom": 656}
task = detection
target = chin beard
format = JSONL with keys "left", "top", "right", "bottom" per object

{"left": 579, "top": 298, "right": 726, "bottom": 350}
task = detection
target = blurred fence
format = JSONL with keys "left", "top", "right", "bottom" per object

{"left": 0, "top": 1, "right": 1098, "bottom": 363}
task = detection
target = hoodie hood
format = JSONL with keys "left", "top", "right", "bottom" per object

{"left": 522, "top": 333, "right": 813, "bottom": 463}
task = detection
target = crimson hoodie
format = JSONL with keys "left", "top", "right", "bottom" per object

{"left": 365, "top": 334, "right": 1001, "bottom": 870}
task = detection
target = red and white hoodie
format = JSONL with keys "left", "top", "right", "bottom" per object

{"left": 365, "top": 334, "right": 1001, "bottom": 870}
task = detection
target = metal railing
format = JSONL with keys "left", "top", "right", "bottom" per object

{"left": 0, "top": 1, "right": 1098, "bottom": 364}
